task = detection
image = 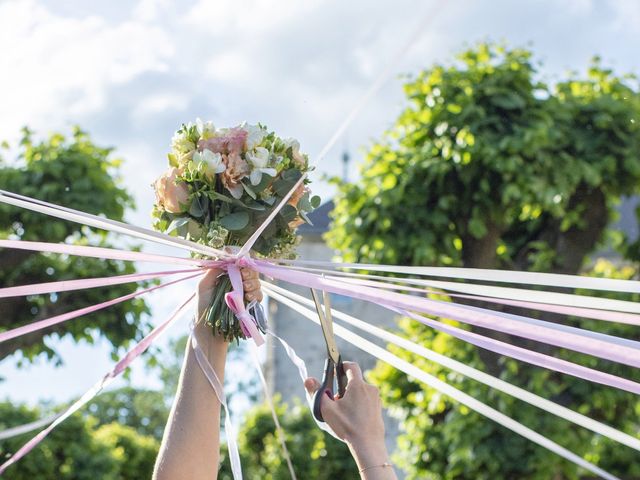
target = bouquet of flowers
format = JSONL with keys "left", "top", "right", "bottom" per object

{"left": 152, "top": 119, "right": 319, "bottom": 341}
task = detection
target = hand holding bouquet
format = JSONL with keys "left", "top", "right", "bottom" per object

{"left": 152, "top": 120, "right": 319, "bottom": 341}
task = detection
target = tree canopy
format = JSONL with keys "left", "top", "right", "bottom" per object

{"left": 0, "top": 127, "right": 151, "bottom": 364}
{"left": 328, "top": 43, "right": 640, "bottom": 478}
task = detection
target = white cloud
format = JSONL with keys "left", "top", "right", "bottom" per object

{"left": 0, "top": 0, "right": 175, "bottom": 133}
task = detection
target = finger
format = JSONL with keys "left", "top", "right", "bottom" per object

{"left": 342, "top": 362, "right": 364, "bottom": 385}
{"left": 241, "top": 268, "right": 258, "bottom": 280}
{"left": 243, "top": 279, "right": 261, "bottom": 292}
{"left": 245, "top": 291, "right": 261, "bottom": 303}
{"left": 198, "top": 268, "right": 223, "bottom": 292}
{"left": 304, "top": 377, "right": 321, "bottom": 395}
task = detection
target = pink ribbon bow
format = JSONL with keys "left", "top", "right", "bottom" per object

{"left": 224, "top": 258, "right": 265, "bottom": 346}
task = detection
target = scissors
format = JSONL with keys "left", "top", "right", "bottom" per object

{"left": 311, "top": 288, "right": 348, "bottom": 423}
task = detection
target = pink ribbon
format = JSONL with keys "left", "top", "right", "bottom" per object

{"left": 0, "top": 268, "right": 201, "bottom": 299}
{"left": 253, "top": 261, "right": 640, "bottom": 369}
{"left": 0, "top": 273, "right": 202, "bottom": 344}
{"left": 224, "top": 260, "right": 264, "bottom": 346}
{"left": 0, "top": 239, "right": 220, "bottom": 267}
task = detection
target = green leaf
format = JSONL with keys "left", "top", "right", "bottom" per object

{"left": 208, "top": 191, "right": 233, "bottom": 203}
{"left": 189, "top": 196, "right": 205, "bottom": 217}
{"left": 242, "top": 182, "right": 257, "bottom": 199}
{"left": 310, "top": 195, "right": 322, "bottom": 208}
{"left": 279, "top": 204, "right": 298, "bottom": 222}
{"left": 220, "top": 211, "right": 250, "bottom": 231}
{"left": 167, "top": 217, "right": 189, "bottom": 235}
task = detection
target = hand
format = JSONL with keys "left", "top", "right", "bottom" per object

{"left": 197, "top": 267, "right": 263, "bottom": 309}
{"left": 195, "top": 267, "right": 263, "bottom": 340}
{"left": 304, "top": 362, "right": 385, "bottom": 445}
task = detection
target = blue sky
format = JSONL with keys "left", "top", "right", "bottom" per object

{"left": 0, "top": 0, "right": 639, "bottom": 406}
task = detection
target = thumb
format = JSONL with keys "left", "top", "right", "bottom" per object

{"left": 304, "top": 377, "right": 321, "bottom": 395}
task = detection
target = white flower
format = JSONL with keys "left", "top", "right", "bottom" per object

{"left": 196, "top": 118, "right": 216, "bottom": 140}
{"left": 171, "top": 129, "right": 196, "bottom": 155}
{"left": 193, "top": 149, "right": 226, "bottom": 178}
{"left": 283, "top": 137, "right": 306, "bottom": 166}
{"left": 243, "top": 123, "right": 266, "bottom": 150}
{"left": 246, "top": 147, "right": 277, "bottom": 185}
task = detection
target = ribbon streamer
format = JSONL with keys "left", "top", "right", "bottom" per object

{"left": 264, "top": 283, "right": 640, "bottom": 452}
{"left": 0, "top": 272, "right": 202, "bottom": 344}
{"left": 249, "top": 343, "right": 297, "bottom": 480}
{"left": 260, "top": 276, "right": 640, "bottom": 394}
{"left": 269, "top": 288, "right": 620, "bottom": 480}
{"left": 0, "top": 268, "right": 202, "bottom": 299}
{"left": 324, "top": 274, "right": 640, "bottom": 326}
{"left": 0, "top": 414, "right": 59, "bottom": 441}
{"left": 254, "top": 264, "right": 640, "bottom": 369}
{"left": 0, "top": 190, "right": 231, "bottom": 259}
{"left": 271, "top": 258, "right": 640, "bottom": 293}
{"left": 0, "top": 238, "right": 216, "bottom": 267}
{"left": 191, "top": 333, "right": 243, "bottom": 480}
{"left": 267, "top": 263, "right": 640, "bottom": 314}
{"left": 0, "top": 293, "right": 195, "bottom": 476}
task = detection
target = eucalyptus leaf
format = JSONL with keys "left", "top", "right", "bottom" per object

{"left": 167, "top": 217, "right": 190, "bottom": 234}
{"left": 208, "top": 191, "right": 233, "bottom": 203}
{"left": 220, "top": 211, "right": 250, "bottom": 231}
{"left": 279, "top": 204, "right": 298, "bottom": 222}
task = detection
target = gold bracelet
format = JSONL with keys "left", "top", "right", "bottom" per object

{"left": 359, "top": 461, "right": 393, "bottom": 473}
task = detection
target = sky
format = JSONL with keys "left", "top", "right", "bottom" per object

{"left": 0, "top": 0, "right": 639, "bottom": 407}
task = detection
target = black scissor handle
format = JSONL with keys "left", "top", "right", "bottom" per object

{"left": 313, "top": 355, "right": 348, "bottom": 422}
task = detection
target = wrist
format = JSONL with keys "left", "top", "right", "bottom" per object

{"left": 348, "top": 437, "right": 389, "bottom": 472}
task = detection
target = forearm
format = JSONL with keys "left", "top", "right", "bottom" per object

{"left": 349, "top": 439, "right": 397, "bottom": 480}
{"left": 153, "top": 320, "right": 228, "bottom": 480}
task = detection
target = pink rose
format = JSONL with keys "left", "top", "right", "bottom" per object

{"left": 197, "top": 128, "right": 248, "bottom": 155}
{"left": 154, "top": 167, "right": 190, "bottom": 213}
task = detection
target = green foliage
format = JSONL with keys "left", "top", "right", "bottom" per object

{"left": 218, "top": 396, "right": 356, "bottom": 479}
{"left": 328, "top": 43, "right": 640, "bottom": 478}
{"left": 86, "top": 387, "right": 168, "bottom": 441}
{"left": 327, "top": 44, "right": 640, "bottom": 272}
{"left": 94, "top": 422, "right": 159, "bottom": 479}
{"left": 0, "top": 401, "right": 157, "bottom": 479}
{"left": 0, "top": 127, "right": 151, "bottom": 364}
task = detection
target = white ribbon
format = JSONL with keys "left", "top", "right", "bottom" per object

{"left": 0, "top": 189, "right": 230, "bottom": 259}
{"left": 267, "top": 287, "right": 620, "bottom": 480}
{"left": 191, "top": 334, "right": 243, "bottom": 480}
{"left": 249, "top": 343, "right": 297, "bottom": 480}
{"left": 264, "top": 283, "right": 640, "bottom": 453}
{"left": 270, "top": 259, "right": 640, "bottom": 294}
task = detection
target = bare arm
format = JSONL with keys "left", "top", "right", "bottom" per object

{"left": 305, "top": 362, "right": 397, "bottom": 480}
{"left": 153, "top": 268, "right": 262, "bottom": 480}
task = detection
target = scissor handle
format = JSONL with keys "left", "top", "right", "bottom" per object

{"left": 335, "top": 355, "right": 347, "bottom": 398}
{"left": 313, "top": 356, "right": 348, "bottom": 422}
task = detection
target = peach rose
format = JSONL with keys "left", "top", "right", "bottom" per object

{"left": 221, "top": 152, "right": 250, "bottom": 199}
{"left": 287, "top": 184, "right": 308, "bottom": 207}
{"left": 154, "top": 167, "right": 190, "bottom": 213}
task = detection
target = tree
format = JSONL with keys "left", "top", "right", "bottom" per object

{"left": 86, "top": 387, "right": 169, "bottom": 441}
{"left": 327, "top": 43, "right": 640, "bottom": 478}
{"left": 218, "top": 397, "right": 356, "bottom": 479}
{"left": 0, "top": 401, "right": 158, "bottom": 479}
{"left": 0, "top": 127, "right": 151, "bottom": 364}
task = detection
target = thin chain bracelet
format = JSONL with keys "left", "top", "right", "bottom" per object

{"left": 359, "top": 461, "right": 393, "bottom": 473}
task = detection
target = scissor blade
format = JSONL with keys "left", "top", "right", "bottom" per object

{"left": 310, "top": 289, "right": 340, "bottom": 364}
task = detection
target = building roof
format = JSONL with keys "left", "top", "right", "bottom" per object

{"left": 298, "top": 200, "right": 334, "bottom": 234}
